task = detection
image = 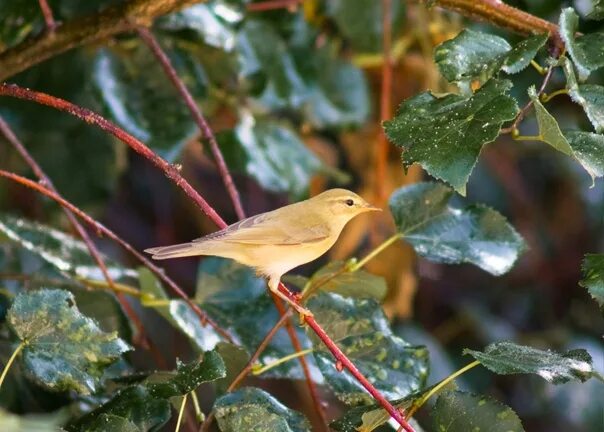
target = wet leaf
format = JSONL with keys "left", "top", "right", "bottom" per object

{"left": 502, "top": 33, "right": 549, "bottom": 74}
{"left": 565, "top": 132, "right": 604, "bottom": 181}
{"left": 217, "top": 116, "right": 323, "bottom": 197}
{"left": 464, "top": 341, "right": 597, "bottom": 384}
{"left": 214, "top": 342, "right": 250, "bottom": 394}
{"left": 568, "top": 84, "right": 604, "bottom": 133}
{"left": 215, "top": 387, "right": 311, "bottom": 432}
{"left": 579, "top": 254, "right": 604, "bottom": 310}
{"left": 560, "top": 8, "right": 604, "bottom": 81}
{"left": 0, "top": 408, "right": 67, "bottom": 432}
{"left": 432, "top": 391, "right": 524, "bottom": 432}
{"left": 434, "top": 29, "right": 511, "bottom": 89}
{"left": 307, "top": 293, "right": 428, "bottom": 406}
{"left": 384, "top": 79, "right": 518, "bottom": 194}
{"left": 529, "top": 86, "right": 573, "bottom": 155}
{"left": 7, "top": 289, "right": 131, "bottom": 394}
{"left": 303, "top": 261, "right": 387, "bottom": 301}
{"left": 389, "top": 182, "right": 525, "bottom": 275}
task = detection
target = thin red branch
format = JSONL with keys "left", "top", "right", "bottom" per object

{"left": 0, "top": 170, "right": 234, "bottom": 343}
{"left": 0, "top": 116, "right": 157, "bottom": 357}
{"left": 137, "top": 27, "right": 246, "bottom": 220}
{"left": 37, "top": 0, "right": 57, "bottom": 31}
{"left": 247, "top": 0, "right": 303, "bottom": 12}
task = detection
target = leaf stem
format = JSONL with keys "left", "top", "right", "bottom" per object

{"left": 530, "top": 60, "right": 546, "bottom": 75}
{"left": 190, "top": 391, "right": 204, "bottom": 423}
{"left": 540, "top": 88, "right": 569, "bottom": 103}
{"left": 350, "top": 234, "right": 401, "bottom": 272}
{"left": 513, "top": 135, "right": 543, "bottom": 142}
{"left": 0, "top": 342, "right": 25, "bottom": 391}
{"left": 75, "top": 277, "right": 142, "bottom": 297}
{"left": 252, "top": 348, "right": 314, "bottom": 376}
{"left": 174, "top": 393, "right": 188, "bottom": 432}
{"left": 405, "top": 360, "right": 481, "bottom": 419}
{"left": 37, "top": 0, "right": 56, "bottom": 31}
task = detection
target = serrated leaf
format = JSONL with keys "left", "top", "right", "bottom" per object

{"left": 464, "top": 341, "right": 596, "bottom": 384}
{"left": 92, "top": 41, "right": 207, "bottom": 162}
{"left": 307, "top": 293, "right": 428, "bottom": 406}
{"left": 69, "top": 351, "right": 225, "bottom": 432}
{"left": 384, "top": 79, "right": 518, "bottom": 194}
{"left": 198, "top": 258, "right": 314, "bottom": 380}
{"left": 0, "top": 214, "right": 137, "bottom": 282}
{"left": 389, "top": 182, "right": 525, "bottom": 275}
{"left": 7, "top": 289, "right": 131, "bottom": 394}
{"left": 560, "top": 8, "right": 604, "bottom": 81}
{"left": 214, "top": 387, "right": 311, "bottom": 432}
{"left": 503, "top": 33, "right": 549, "bottom": 74}
{"left": 568, "top": 84, "right": 604, "bottom": 133}
{"left": 217, "top": 116, "right": 323, "bottom": 197}
{"left": 579, "top": 253, "right": 604, "bottom": 310}
{"left": 565, "top": 132, "right": 604, "bottom": 180}
{"left": 528, "top": 86, "right": 573, "bottom": 155}
{"left": 303, "top": 261, "right": 387, "bottom": 301}
{"left": 588, "top": 0, "right": 604, "bottom": 20}
{"left": 434, "top": 29, "right": 511, "bottom": 88}
{"left": 432, "top": 391, "right": 524, "bottom": 432}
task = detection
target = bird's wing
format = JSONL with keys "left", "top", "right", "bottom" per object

{"left": 194, "top": 212, "right": 330, "bottom": 245}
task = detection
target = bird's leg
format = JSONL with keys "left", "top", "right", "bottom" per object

{"left": 268, "top": 277, "right": 313, "bottom": 318}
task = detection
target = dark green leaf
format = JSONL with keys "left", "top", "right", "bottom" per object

{"left": 503, "top": 33, "right": 549, "bottom": 74}
{"left": 588, "top": 0, "right": 604, "bottom": 20}
{"left": 528, "top": 86, "right": 573, "bottom": 155}
{"left": 308, "top": 293, "right": 428, "bottom": 405}
{"left": 0, "top": 408, "right": 67, "bottom": 432}
{"left": 214, "top": 387, "right": 311, "bottom": 432}
{"left": 198, "top": 258, "right": 313, "bottom": 379}
{"left": 560, "top": 8, "right": 604, "bottom": 80}
{"left": 389, "top": 182, "right": 525, "bottom": 275}
{"left": 579, "top": 254, "right": 604, "bottom": 310}
{"left": 7, "top": 289, "right": 131, "bottom": 394}
{"left": 217, "top": 117, "right": 322, "bottom": 197}
{"left": 92, "top": 41, "right": 207, "bottom": 162}
{"left": 568, "top": 84, "right": 604, "bottom": 133}
{"left": 565, "top": 132, "right": 604, "bottom": 181}
{"left": 384, "top": 79, "right": 518, "bottom": 194}
{"left": 434, "top": 30, "right": 510, "bottom": 89}
{"left": 303, "top": 261, "right": 387, "bottom": 301}
{"left": 464, "top": 341, "right": 596, "bottom": 383}
{"left": 432, "top": 391, "right": 524, "bottom": 432}
{"left": 0, "top": 1, "right": 41, "bottom": 48}
{"left": 84, "top": 414, "right": 140, "bottom": 432}
{"left": 214, "top": 342, "right": 250, "bottom": 394}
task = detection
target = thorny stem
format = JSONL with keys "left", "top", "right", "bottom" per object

{"left": 0, "top": 116, "right": 154, "bottom": 354}
{"left": 137, "top": 27, "right": 246, "bottom": 220}
{"left": 405, "top": 360, "right": 481, "bottom": 419}
{"left": 0, "top": 170, "right": 234, "bottom": 343}
{"left": 174, "top": 393, "right": 188, "bottom": 432}
{"left": 37, "top": 0, "right": 57, "bottom": 31}
{"left": 252, "top": 348, "right": 314, "bottom": 376}
{"left": 0, "top": 342, "right": 25, "bottom": 391}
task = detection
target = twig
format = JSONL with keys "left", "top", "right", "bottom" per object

{"left": 0, "top": 170, "right": 234, "bottom": 343}
{"left": 246, "top": 0, "right": 303, "bottom": 12}
{"left": 0, "top": 0, "right": 200, "bottom": 81}
{"left": 136, "top": 27, "right": 246, "bottom": 220}
{"left": 0, "top": 116, "right": 154, "bottom": 355}
{"left": 37, "top": 0, "right": 57, "bottom": 32}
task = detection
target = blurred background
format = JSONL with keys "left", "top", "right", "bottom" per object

{"left": 0, "top": 0, "right": 603, "bottom": 430}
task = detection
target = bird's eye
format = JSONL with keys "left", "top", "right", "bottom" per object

{"left": 345, "top": 199, "right": 354, "bottom": 207}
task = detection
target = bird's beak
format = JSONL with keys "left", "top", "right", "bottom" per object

{"left": 363, "top": 204, "right": 382, "bottom": 212}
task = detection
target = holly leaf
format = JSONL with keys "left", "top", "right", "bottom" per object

{"left": 214, "top": 387, "right": 311, "bottom": 432}
{"left": 7, "top": 289, "right": 131, "bottom": 394}
{"left": 560, "top": 8, "right": 604, "bottom": 81}
{"left": 580, "top": 254, "right": 604, "bottom": 310}
{"left": 432, "top": 391, "right": 524, "bottom": 432}
{"left": 384, "top": 79, "right": 518, "bottom": 194}
{"left": 464, "top": 341, "right": 597, "bottom": 384}
{"left": 307, "top": 293, "right": 428, "bottom": 406}
{"left": 502, "top": 33, "right": 549, "bottom": 74}
{"left": 389, "top": 182, "right": 525, "bottom": 275}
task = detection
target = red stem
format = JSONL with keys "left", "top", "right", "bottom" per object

{"left": 0, "top": 170, "right": 233, "bottom": 343}
{"left": 136, "top": 27, "right": 246, "bottom": 221}
{"left": 37, "top": 0, "right": 57, "bottom": 31}
{"left": 247, "top": 0, "right": 303, "bottom": 12}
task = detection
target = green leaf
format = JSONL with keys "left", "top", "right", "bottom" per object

{"left": 0, "top": 214, "right": 136, "bottom": 282}
{"left": 432, "top": 391, "right": 524, "bottom": 432}
{"left": 502, "top": 33, "right": 549, "bottom": 74}
{"left": 69, "top": 351, "right": 225, "bottom": 432}
{"left": 588, "top": 0, "right": 604, "bottom": 20}
{"left": 84, "top": 414, "right": 140, "bottom": 432}
{"left": 434, "top": 29, "right": 511, "bottom": 89}
{"left": 198, "top": 258, "right": 313, "bottom": 379}
{"left": 560, "top": 8, "right": 604, "bottom": 81}
{"left": 92, "top": 41, "right": 207, "bottom": 162}
{"left": 464, "top": 341, "right": 597, "bottom": 384}
{"left": 579, "top": 254, "right": 604, "bottom": 310}
{"left": 568, "top": 84, "right": 604, "bottom": 133}
{"left": 215, "top": 387, "right": 311, "bottom": 432}
{"left": 303, "top": 261, "right": 387, "bottom": 300}
{"left": 0, "top": 408, "right": 67, "bottom": 432}
{"left": 384, "top": 79, "right": 518, "bottom": 194}
{"left": 0, "top": 1, "right": 41, "bottom": 48}
{"left": 214, "top": 342, "right": 250, "bottom": 394}
{"left": 307, "top": 293, "right": 428, "bottom": 405}
{"left": 565, "top": 132, "right": 604, "bottom": 181}
{"left": 528, "top": 86, "right": 573, "bottom": 155}
{"left": 389, "top": 182, "right": 525, "bottom": 275}
{"left": 217, "top": 116, "right": 323, "bottom": 197}
{"left": 7, "top": 289, "right": 131, "bottom": 394}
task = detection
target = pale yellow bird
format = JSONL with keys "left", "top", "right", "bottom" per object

{"left": 145, "top": 189, "right": 380, "bottom": 316}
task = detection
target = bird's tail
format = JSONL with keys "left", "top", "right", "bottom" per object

{"left": 144, "top": 242, "right": 206, "bottom": 260}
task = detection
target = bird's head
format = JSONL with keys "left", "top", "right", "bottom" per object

{"left": 312, "top": 189, "right": 382, "bottom": 221}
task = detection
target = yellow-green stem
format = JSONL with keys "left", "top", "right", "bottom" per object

{"left": 349, "top": 234, "right": 401, "bottom": 272}
{"left": 0, "top": 341, "right": 25, "bottom": 391}
{"left": 190, "top": 390, "right": 204, "bottom": 423}
{"left": 513, "top": 135, "right": 543, "bottom": 142}
{"left": 530, "top": 59, "right": 546, "bottom": 75}
{"left": 174, "top": 393, "right": 188, "bottom": 432}
{"left": 540, "top": 88, "right": 569, "bottom": 103}
{"left": 252, "top": 348, "right": 314, "bottom": 376}
{"left": 75, "top": 276, "right": 142, "bottom": 297}
{"left": 406, "top": 360, "right": 481, "bottom": 419}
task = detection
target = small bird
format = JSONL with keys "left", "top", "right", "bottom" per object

{"left": 145, "top": 189, "right": 381, "bottom": 316}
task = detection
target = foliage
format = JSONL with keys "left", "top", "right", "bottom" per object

{"left": 0, "top": 1, "right": 603, "bottom": 431}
